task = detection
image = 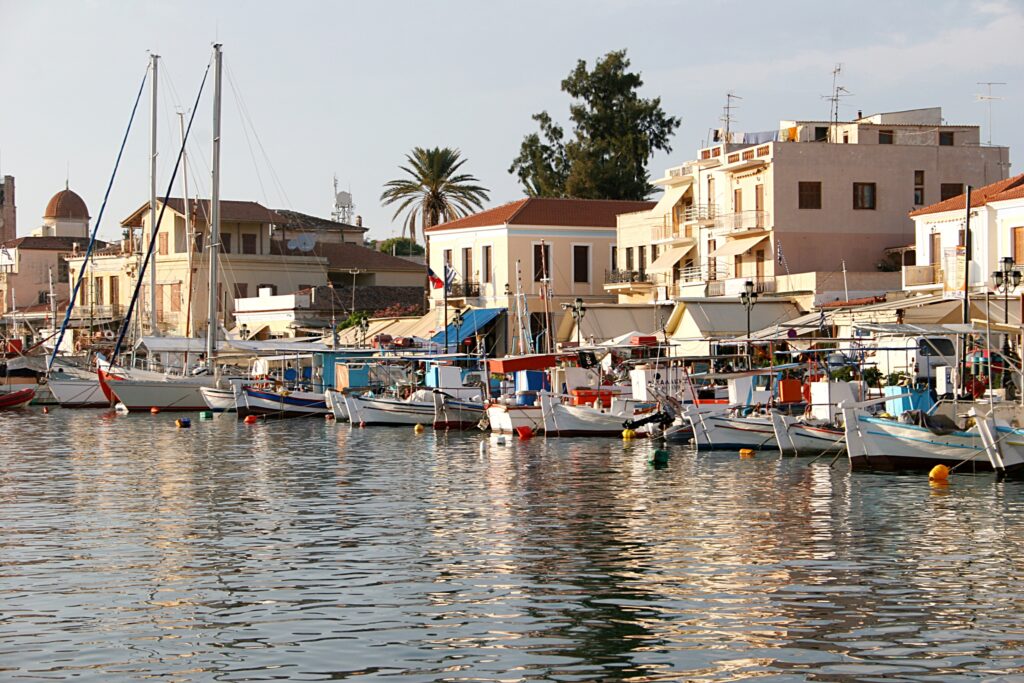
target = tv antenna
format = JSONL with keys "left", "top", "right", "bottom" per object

{"left": 721, "top": 91, "right": 742, "bottom": 143}
{"left": 332, "top": 174, "right": 354, "bottom": 224}
{"left": 821, "top": 64, "right": 852, "bottom": 141}
{"left": 975, "top": 81, "right": 1006, "bottom": 146}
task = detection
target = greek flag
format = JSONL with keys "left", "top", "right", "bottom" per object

{"left": 444, "top": 264, "right": 457, "bottom": 290}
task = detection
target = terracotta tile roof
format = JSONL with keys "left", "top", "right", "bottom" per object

{"left": 274, "top": 209, "right": 367, "bottom": 233}
{"left": 121, "top": 198, "right": 280, "bottom": 227}
{"left": 44, "top": 189, "right": 90, "bottom": 220}
{"left": 910, "top": 174, "right": 1024, "bottom": 217}
{"left": 426, "top": 197, "right": 656, "bottom": 232}
{"left": 270, "top": 240, "right": 424, "bottom": 272}
{"left": 1, "top": 236, "right": 106, "bottom": 251}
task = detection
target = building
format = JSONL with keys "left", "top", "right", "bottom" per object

{"left": 904, "top": 174, "right": 1024, "bottom": 296}
{"left": 271, "top": 239, "right": 426, "bottom": 288}
{"left": 65, "top": 198, "right": 328, "bottom": 339}
{"left": 272, "top": 209, "right": 367, "bottom": 245}
{"left": 0, "top": 186, "right": 104, "bottom": 320}
{"left": 609, "top": 107, "right": 1007, "bottom": 307}
{"left": 0, "top": 175, "right": 16, "bottom": 243}
{"left": 425, "top": 197, "right": 654, "bottom": 352}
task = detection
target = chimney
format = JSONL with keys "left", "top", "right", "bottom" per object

{"left": 857, "top": 110, "right": 863, "bottom": 120}
{"left": 355, "top": 215, "right": 362, "bottom": 227}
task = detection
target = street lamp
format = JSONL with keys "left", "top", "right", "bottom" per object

{"left": 740, "top": 280, "right": 758, "bottom": 369}
{"left": 347, "top": 268, "right": 363, "bottom": 314}
{"left": 561, "top": 297, "right": 587, "bottom": 347}
{"left": 451, "top": 308, "right": 465, "bottom": 354}
{"left": 992, "top": 255, "right": 1021, "bottom": 391}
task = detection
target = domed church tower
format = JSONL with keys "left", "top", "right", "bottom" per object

{"left": 35, "top": 184, "right": 90, "bottom": 238}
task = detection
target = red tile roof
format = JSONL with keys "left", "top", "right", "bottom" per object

{"left": 426, "top": 197, "right": 656, "bottom": 232}
{"left": 121, "top": 198, "right": 280, "bottom": 227}
{"left": 1, "top": 236, "right": 105, "bottom": 251}
{"left": 910, "top": 174, "right": 1024, "bottom": 217}
{"left": 270, "top": 240, "right": 424, "bottom": 272}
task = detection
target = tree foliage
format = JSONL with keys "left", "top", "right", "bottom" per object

{"left": 377, "top": 237, "right": 425, "bottom": 257}
{"left": 509, "top": 50, "right": 680, "bottom": 200}
{"left": 380, "top": 147, "right": 490, "bottom": 244}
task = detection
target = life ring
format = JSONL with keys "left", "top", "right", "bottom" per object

{"left": 103, "top": 329, "right": 115, "bottom": 340}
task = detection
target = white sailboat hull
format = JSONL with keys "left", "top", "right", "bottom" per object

{"left": 46, "top": 378, "right": 108, "bottom": 408}
{"left": 110, "top": 377, "right": 215, "bottom": 412}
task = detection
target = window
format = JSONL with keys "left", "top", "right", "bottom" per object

{"left": 37, "top": 290, "right": 48, "bottom": 305}
{"left": 638, "top": 245, "right": 647, "bottom": 272}
{"left": 651, "top": 244, "right": 659, "bottom": 262}
{"left": 194, "top": 232, "right": 204, "bottom": 253}
{"left": 242, "top": 233, "right": 257, "bottom": 254}
{"left": 158, "top": 232, "right": 168, "bottom": 255}
{"left": 919, "top": 338, "right": 956, "bottom": 357}
{"left": 155, "top": 284, "right": 164, "bottom": 318}
{"left": 708, "top": 238, "right": 717, "bottom": 280}
{"left": 798, "top": 181, "right": 821, "bottom": 209}
{"left": 57, "top": 257, "right": 69, "bottom": 282}
{"left": 1013, "top": 227, "right": 1024, "bottom": 266}
{"left": 573, "top": 245, "right": 590, "bottom": 283}
{"left": 940, "top": 183, "right": 962, "bottom": 201}
{"left": 482, "top": 245, "right": 492, "bottom": 283}
{"left": 939, "top": 131, "right": 954, "bottom": 146}
{"left": 443, "top": 249, "right": 452, "bottom": 266}
{"left": 853, "top": 182, "right": 877, "bottom": 210}
{"left": 533, "top": 243, "right": 551, "bottom": 282}
{"left": 733, "top": 188, "right": 743, "bottom": 212}
{"left": 220, "top": 233, "right": 232, "bottom": 253}
{"left": 79, "top": 279, "right": 88, "bottom": 305}
{"left": 170, "top": 283, "right": 181, "bottom": 312}
{"left": 234, "top": 283, "right": 249, "bottom": 299}
{"left": 878, "top": 129, "right": 894, "bottom": 144}
{"left": 914, "top": 170, "right": 925, "bottom": 205}
{"left": 610, "top": 245, "right": 617, "bottom": 272}
{"left": 462, "top": 247, "right": 473, "bottom": 281}
{"left": 109, "top": 276, "right": 118, "bottom": 305}
{"left": 94, "top": 277, "right": 103, "bottom": 304}
{"left": 814, "top": 126, "right": 829, "bottom": 142}
{"left": 842, "top": 132, "right": 849, "bottom": 144}
{"left": 625, "top": 247, "right": 633, "bottom": 271}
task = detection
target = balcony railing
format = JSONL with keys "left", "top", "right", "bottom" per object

{"left": 903, "top": 264, "right": 941, "bottom": 288}
{"left": 605, "top": 269, "right": 652, "bottom": 285}
{"left": 715, "top": 210, "right": 770, "bottom": 232}
{"left": 70, "top": 304, "right": 122, "bottom": 319}
{"left": 447, "top": 281, "right": 481, "bottom": 298}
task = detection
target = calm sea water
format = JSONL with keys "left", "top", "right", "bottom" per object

{"left": 2, "top": 409, "right": 1024, "bottom": 682}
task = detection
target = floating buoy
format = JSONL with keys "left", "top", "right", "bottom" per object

{"left": 516, "top": 425, "right": 533, "bottom": 440}
{"left": 199, "top": 411, "right": 213, "bottom": 421}
{"left": 651, "top": 448, "right": 670, "bottom": 466}
{"left": 42, "top": 406, "right": 49, "bottom": 414}
{"left": 325, "top": 413, "right": 335, "bottom": 420}
{"left": 175, "top": 418, "right": 191, "bottom": 428}
{"left": 243, "top": 414, "right": 258, "bottom": 424}
{"left": 414, "top": 423, "right": 425, "bottom": 434}
{"left": 929, "top": 464, "right": 950, "bottom": 483}
{"left": 479, "top": 441, "right": 486, "bottom": 456}
{"left": 359, "top": 421, "right": 366, "bottom": 428}
{"left": 622, "top": 428, "right": 636, "bottom": 440}
{"left": 150, "top": 406, "right": 160, "bottom": 414}
{"left": 739, "top": 448, "right": 756, "bottom": 459}
{"left": 496, "top": 435, "right": 507, "bottom": 445}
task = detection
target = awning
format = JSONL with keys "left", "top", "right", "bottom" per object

{"left": 647, "top": 244, "right": 694, "bottom": 274}
{"left": 651, "top": 182, "right": 691, "bottom": 216}
{"left": 708, "top": 235, "right": 767, "bottom": 259}
{"left": 429, "top": 308, "right": 505, "bottom": 346}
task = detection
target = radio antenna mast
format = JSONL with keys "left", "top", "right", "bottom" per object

{"left": 976, "top": 81, "right": 1006, "bottom": 146}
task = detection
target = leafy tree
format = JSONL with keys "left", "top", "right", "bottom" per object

{"left": 380, "top": 147, "right": 490, "bottom": 244}
{"left": 509, "top": 49, "right": 680, "bottom": 200}
{"left": 377, "top": 237, "right": 424, "bottom": 257}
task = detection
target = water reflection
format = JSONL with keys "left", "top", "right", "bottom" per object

{"left": 1, "top": 411, "right": 1024, "bottom": 680}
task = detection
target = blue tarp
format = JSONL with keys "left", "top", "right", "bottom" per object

{"left": 430, "top": 308, "right": 505, "bottom": 348}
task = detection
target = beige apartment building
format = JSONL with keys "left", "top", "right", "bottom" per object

{"left": 65, "top": 198, "right": 328, "bottom": 339}
{"left": 425, "top": 197, "right": 653, "bottom": 350}
{"left": 609, "top": 107, "right": 1008, "bottom": 306}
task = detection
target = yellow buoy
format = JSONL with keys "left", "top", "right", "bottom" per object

{"left": 622, "top": 428, "right": 635, "bottom": 439}
{"left": 739, "top": 448, "right": 756, "bottom": 459}
{"left": 929, "top": 464, "right": 950, "bottom": 482}
{"left": 414, "top": 423, "right": 425, "bottom": 434}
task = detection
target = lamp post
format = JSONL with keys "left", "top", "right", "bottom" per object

{"left": 561, "top": 297, "right": 587, "bottom": 347}
{"left": 347, "top": 268, "right": 363, "bottom": 314}
{"left": 451, "top": 308, "right": 465, "bottom": 354}
{"left": 357, "top": 316, "right": 369, "bottom": 348}
{"left": 740, "top": 280, "right": 758, "bottom": 369}
{"left": 992, "top": 256, "right": 1021, "bottom": 390}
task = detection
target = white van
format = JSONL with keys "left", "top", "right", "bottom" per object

{"left": 868, "top": 335, "right": 957, "bottom": 383}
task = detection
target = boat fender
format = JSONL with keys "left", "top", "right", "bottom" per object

{"left": 739, "top": 448, "right": 756, "bottom": 458}
{"left": 414, "top": 423, "right": 425, "bottom": 434}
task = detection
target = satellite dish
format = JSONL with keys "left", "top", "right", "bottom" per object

{"left": 286, "top": 239, "right": 298, "bottom": 250}
{"left": 294, "top": 233, "right": 317, "bottom": 252}
{"left": 336, "top": 191, "right": 353, "bottom": 208}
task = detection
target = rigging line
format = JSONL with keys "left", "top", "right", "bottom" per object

{"left": 112, "top": 58, "right": 213, "bottom": 362}
{"left": 224, "top": 66, "right": 270, "bottom": 205}
{"left": 48, "top": 64, "right": 150, "bottom": 372}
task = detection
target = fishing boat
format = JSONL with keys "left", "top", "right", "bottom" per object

{"left": 236, "top": 385, "right": 329, "bottom": 418}
{"left": 540, "top": 391, "right": 657, "bottom": 437}
{"left": 199, "top": 385, "right": 237, "bottom": 412}
{"left": 0, "top": 387, "right": 35, "bottom": 410}
{"left": 324, "top": 388, "right": 349, "bottom": 421}
{"left": 770, "top": 411, "right": 845, "bottom": 455}
{"left": 343, "top": 388, "right": 438, "bottom": 426}
{"left": 431, "top": 390, "right": 484, "bottom": 430}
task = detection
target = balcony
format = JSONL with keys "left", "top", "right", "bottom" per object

{"left": 69, "top": 304, "right": 122, "bottom": 319}
{"left": 714, "top": 210, "right": 770, "bottom": 234}
{"left": 903, "top": 264, "right": 942, "bottom": 289}
{"left": 604, "top": 269, "right": 655, "bottom": 295}
{"left": 447, "top": 281, "right": 481, "bottom": 298}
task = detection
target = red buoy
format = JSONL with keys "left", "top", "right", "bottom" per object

{"left": 516, "top": 425, "right": 533, "bottom": 440}
{"left": 244, "top": 414, "right": 258, "bottom": 424}
{"left": 150, "top": 407, "right": 160, "bottom": 414}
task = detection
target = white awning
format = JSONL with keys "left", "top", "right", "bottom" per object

{"left": 647, "top": 245, "right": 695, "bottom": 273}
{"left": 708, "top": 235, "right": 767, "bottom": 259}
{"left": 651, "top": 182, "right": 691, "bottom": 216}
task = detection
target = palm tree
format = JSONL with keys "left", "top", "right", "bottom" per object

{"left": 380, "top": 147, "right": 490, "bottom": 243}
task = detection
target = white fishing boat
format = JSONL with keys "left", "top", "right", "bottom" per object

{"left": 841, "top": 403, "right": 1024, "bottom": 475}
{"left": 431, "top": 390, "right": 484, "bottom": 430}
{"left": 484, "top": 400, "right": 544, "bottom": 435}
{"left": 200, "top": 385, "right": 237, "bottom": 412}
{"left": 770, "top": 411, "right": 845, "bottom": 455}
{"left": 324, "top": 388, "right": 349, "bottom": 421}
{"left": 540, "top": 391, "right": 657, "bottom": 437}
{"left": 237, "top": 386, "right": 329, "bottom": 418}
{"left": 344, "top": 389, "right": 437, "bottom": 426}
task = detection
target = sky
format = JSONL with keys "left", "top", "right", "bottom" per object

{"left": 1, "top": 0, "right": 1021, "bottom": 245}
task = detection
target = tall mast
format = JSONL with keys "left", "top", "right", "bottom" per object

{"left": 148, "top": 53, "right": 160, "bottom": 336}
{"left": 206, "top": 43, "right": 222, "bottom": 366}
{"left": 179, "top": 111, "right": 194, "bottom": 338}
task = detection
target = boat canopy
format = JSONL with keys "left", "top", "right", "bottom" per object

{"left": 430, "top": 308, "right": 505, "bottom": 346}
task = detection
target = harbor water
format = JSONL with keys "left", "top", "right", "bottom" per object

{"left": 3, "top": 409, "right": 1024, "bottom": 681}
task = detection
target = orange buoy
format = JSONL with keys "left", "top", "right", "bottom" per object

{"left": 42, "top": 406, "right": 49, "bottom": 414}
{"left": 150, "top": 406, "right": 160, "bottom": 414}
{"left": 516, "top": 425, "right": 533, "bottom": 440}
{"left": 929, "top": 464, "right": 950, "bottom": 483}
{"left": 243, "top": 414, "right": 258, "bottom": 424}
{"left": 739, "top": 448, "right": 756, "bottom": 459}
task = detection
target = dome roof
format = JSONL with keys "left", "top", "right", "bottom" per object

{"left": 43, "top": 188, "right": 89, "bottom": 220}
